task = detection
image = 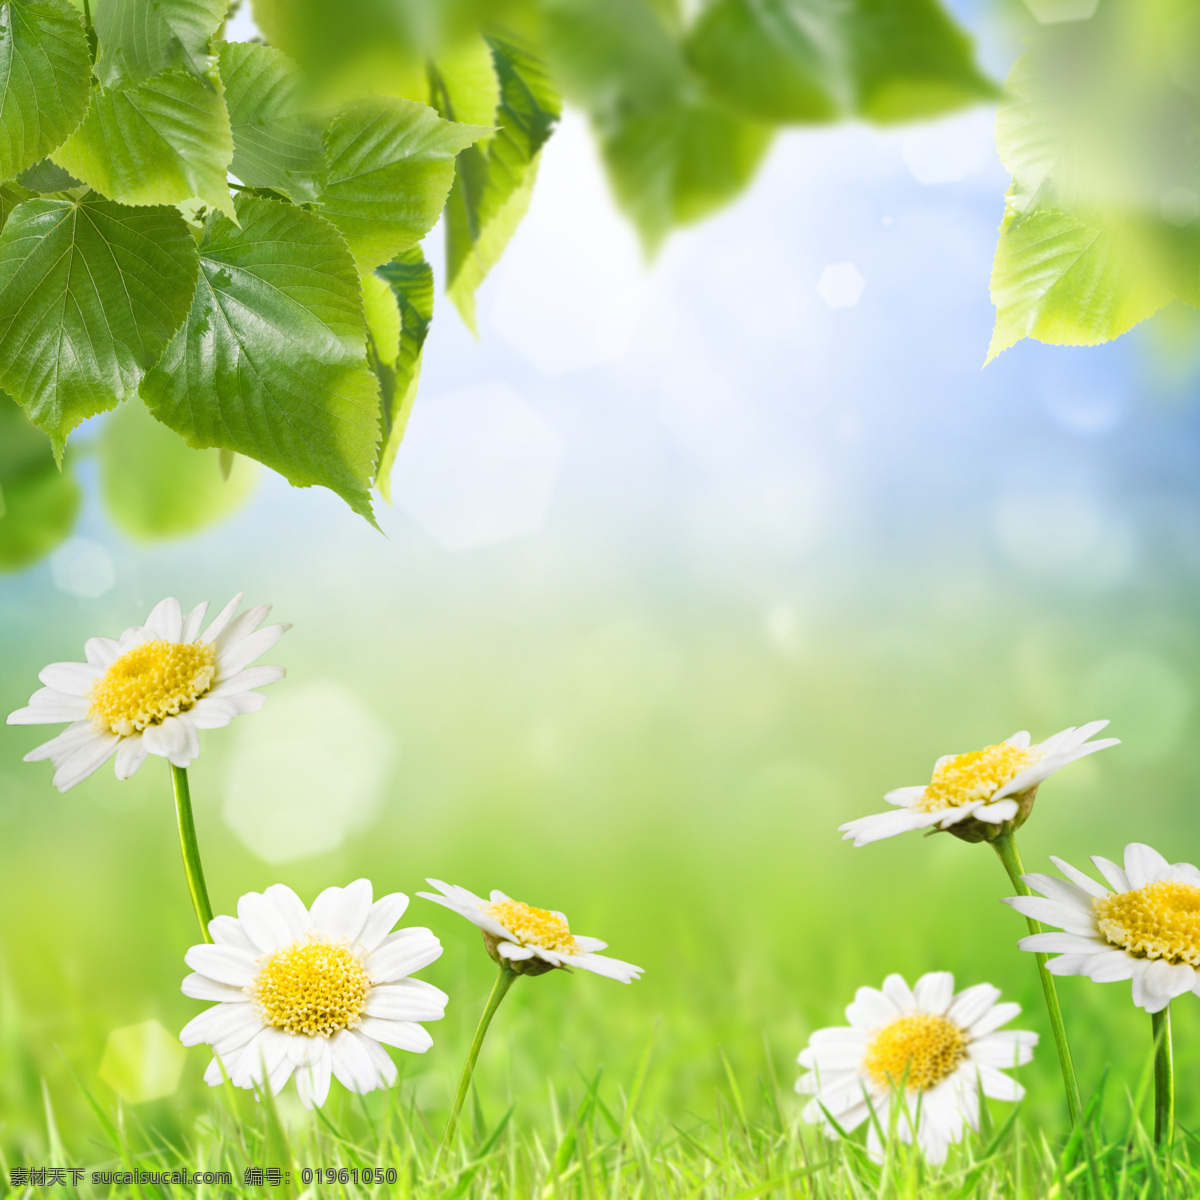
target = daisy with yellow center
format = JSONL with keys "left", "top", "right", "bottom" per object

{"left": 417, "top": 879, "right": 643, "bottom": 1154}
{"left": 839, "top": 722, "right": 1118, "bottom": 847}
{"left": 180, "top": 880, "right": 446, "bottom": 1109}
{"left": 797, "top": 972, "right": 1036, "bottom": 1166}
{"left": 1005, "top": 843, "right": 1198, "bottom": 1146}
{"left": 7, "top": 594, "right": 288, "bottom": 791}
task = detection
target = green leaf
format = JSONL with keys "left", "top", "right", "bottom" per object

{"left": 93, "top": 0, "right": 227, "bottom": 87}
{"left": 987, "top": 5, "right": 1199, "bottom": 358}
{"left": 686, "top": 0, "right": 841, "bottom": 124}
{"left": 0, "top": 180, "right": 34, "bottom": 226}
{"left": 687, "top": 0, "right": 994, "bottom": 125}
{"left": 0, "top": 391, "right": 80, "bottom": 571}
{"left": 16, "top": 157, "right": 81, "bottom": 190}
{"left": 218, "top": 40, "right": 327, "bottom": 203}
{"left": 372, "top": 247, "right": 432, "bottom": 501}
{"left": 99, "top": 399, "right": 258, "bottom": 540}
{"left": 317, "top": 95, "right": 486, "bottom": 277}
{"left": 542, "top": 0, "right": 771, "bottom": 250}
{"left": 844, "top": 0, "right": 996, "bottom": 123}
{"left": 0, "top": 196, "right": 199, "bottom": 448}
{"left": 0, "top": 0, "right": 91, "bottom": 181}
{"left": 52, "top": 67, "right": 235, "bottom": 216}
{"left": 439, "top": 31, "right": 561, "bottom": 328}
{"left": 140, "top": 194, "right": 383, "bottom": 521}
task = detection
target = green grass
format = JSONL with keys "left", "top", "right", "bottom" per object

{"left": 5, "top": 1041, "right": 1199, "bottom": 1199}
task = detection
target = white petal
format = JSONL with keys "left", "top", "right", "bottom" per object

{"left": 182, "top": 601, "right": 210, "bottom": 643}
{"left": 564, "top": 951, "right": 643, "bottom": 982}
{"left": 970, "top": 1030, "right": 1037, "bottom": 1069}
{"left": 839, "top": 809, "right": 940, "bottom": 846}
{"left": 114, "top": 733, "right": 149, "bottom": 781}
{"left": 22, "top": 720, "right": 96, "bottom": 760}
{"left": 364, "top": 978, "right": 448, "bottom": 1022}
{"left": 1091, "top": 856, "right": 1130, "bottom": 893}
{"left": 1047, "top": 856, "right": 1109, "bottom": 899}
{"left": 947, "top": 983, "right": 1000, "bottom": 1028}
{"left": 209, "top": 915, "right": 260, "bottom": 955}
{"left": 184, "top": 944, "right": 258, "bottom": 988}
{"left": 52, "top": 730, "right": 121, "bottom": 791}
{"left": 329, "top": 1029, "right": 382, "bottom": 1094}
{"left": 356, "top": 1017, "right": 433, "bottom": 1053}
{"left": 846, "top": 987, "right": 896, "bottom": 1028}
{"left": 141, "top": 717, "right": 193, "bottom": 765}
{"left": 352, "top": 1031, "right": 397, "bottom": 1087}
{"left": 311, "top": 879, "right": 374, "bottom": 943}
{"left": 574, "top": 935, "right": 608, "bottom": 953}
{"left": 181, "top": 973, "right": 250, "bottom": 1003}
{"left": 180, "top": 1002, "right": 263, "bottom": 1049}
{"left": 199, "top": 594, "right": 244, "bottom": 644}
{"left": 1086, "top": 950, "right": 1137, "bottom": 982}
{"left": 359, "top": 893, "right": 410, "bottom": 952}
{"left": 882, "top": 786, "right": 925, "bottom": 808}
{"left": 238, "top": 890, "right": 297, "bottom": 954}
{"left": 969, "top": 1001, "right": 1021, "bottom": 1037}
{"left": 217, "top": 622, "right": 288, "bottom": 676}
{"left": 496, "top": 941, "right": 535, "bottom": 960}
{"left": 208, "top": 664, "right": 286, "bottom": 697}
{"left": 187, "top": 697, "right": 240, "bottom": 730}
{"left": 230, "top": 1027, "right": 292, "bottom": 1089}
{"left": 367, "top": 929, "right": 443, "bottom": 981}
{"left": 37, "top": 661, "right": 102, "bottom": 695}
{"left": 1123, "top": 843, "right": 1170, "bottom": 890}
{"left": 912, "top": 972, "right": 954, "bottom": 1015}
{"left": 84, "top": 636, "right": 121, "bottom": 667}
{"left": 1131, "top": 960, "right": 1196, "bottom": 1012}
{"left": 976, "top": 1064, "right": 1023, "bottom": 1101}
{"left": 262, "top": 884, "right": 311, "bottom": 941}
{"left": 881, "top": 974, "right": 915, "bottom": 1012}
{"left": 973, "top": 798, "right": 1019, "bottom": 823}
{"left": 294, "top": 1041, "right": 332, "bottom": 1108}
{"left": 1003, "top": 896, "right": 1096, "bottom": 936}
{"left": 1018, "top": 931, "right": 1106, "bottom": 954}
{"left": 11, "top": 688, "right": 91, "bottom": 722}
{"left": 1022, "top": 873, "right": 1102, "bottom": 914}
{"left": 145, "top": 597, "right": 184, "bottom": 641}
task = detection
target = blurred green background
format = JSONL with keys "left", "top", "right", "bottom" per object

{"left": 6, "top": 0, "right": 1200, "bottom": 1165}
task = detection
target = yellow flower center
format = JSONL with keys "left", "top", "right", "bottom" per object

{"left": 863, "top": 1014, "right": 970, "bottom": 1091}
{"left": 913, "top": 742, "right": 1044, "bottom": 812}
{"left": 1093, "top": 881, "right": 1200, "bottom": 966}
{"left": 488, "top": 899, "right": 579, "bottom": 954}
{"left": 88, "top": 639, "right": 217, "bottom": 736}
{"left": 250, "top": 939, "right": 370, "bottom": 1037}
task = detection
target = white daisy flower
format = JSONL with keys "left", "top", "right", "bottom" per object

{"left": 417, "top": 880, "right": 643, "bottom": 983}
{"left": 797, "top": 972, "right": 1036, "bottom": 1166}
{"left": 180, "top": 879, "right": 446, "bottom": 1108}
{"left": 839, "top": 722, "right": 1119, "bottom": 847}
{"left": 7, "top": 594, "right": 288, "bottom": 791}
{"left": 1005, "top": 843, "right": 1200, "bottom": 1014}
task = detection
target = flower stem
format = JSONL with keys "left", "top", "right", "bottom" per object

{"left": 437, "top": 963, "right": 517, "bottom": 1162}
{"left": 992, "top": 831, "right": 1082, "bottom": 1127}
{"left": 171, "top": 764, "right": 214, "bottom": 943}
{"left": 1152, "top": 1005, "right": 1174, "bottom": 1148}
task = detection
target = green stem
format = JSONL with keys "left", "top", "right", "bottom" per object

{"left": 1152, "top": 1006, "right": 1174, "bottom": 1148}
{"left": 437, "top": 964, "right": 517, "bottom": 1163}
{"left": 171, "top": 765, "right": 214, "bottom": 943}
{"left": 993, "top": 831, "right": 1083, "bottom": 1127}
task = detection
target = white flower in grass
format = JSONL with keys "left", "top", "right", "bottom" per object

{"left": 1006, "top": 843, "right": 1200, "bottom": 1014}
{"left": 839, "top": 722, "right": 1118, "bottom": 847}
{"left": 180, "top": 880, "right": 446, "bottom": 1108}
{"left": 7, "top": 595, "right": 287, "bottom": 791}
{"left": 797, "top": 972, "right": 1036, "bottom": 1166}
{"left": 417, "top": 880, "right": 643, "bottom": 983}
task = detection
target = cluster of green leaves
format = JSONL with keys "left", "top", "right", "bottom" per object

{"left": 0, "top": 0, "right": 995, "bottom": 567}
{"left": 988, "top": 0, "right": 1200, "bottom": 360}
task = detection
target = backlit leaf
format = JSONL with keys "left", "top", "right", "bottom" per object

{"left": 317, "top": 95, "right": 486, "bottom": 277}
{"left": 373, "top": 247, "right": 432, "bottom": 500}
{"left": 0, "top": 0, "right": 91, "bottom": 181}
{"left": 141, "top": 194, "right": 382, "bottom": 521}
{"left": 52, "top": 67, "right": 235, "bottom": 216}
{"left": 93, "top": 0, "right": 226, "bottom": 87}
{"left": 218, "top": 40, "right": 326, "bottom": 203}
{"left": 0, "top": 196, "right": 199, "bottom": 448}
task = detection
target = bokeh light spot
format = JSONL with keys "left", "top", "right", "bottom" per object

{"left": 98, "top": 1020, "right": 185, "bottom": 1103}
{"left": 817, "top": 263, "right": 865, "bottom": 309}
{"left": 49, "top": 537, "right": 114, "bottom": 598}
{"left": 223, "top": 681, "right": 393, "bottom": 864}
{"left": 391, "top": 383, "right": 564, "bottom": 553}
